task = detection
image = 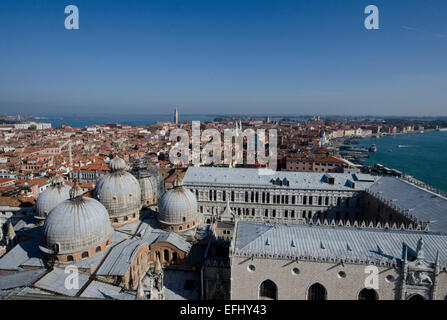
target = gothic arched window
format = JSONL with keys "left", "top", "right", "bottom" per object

{"left": 358, "top": 288, "right": 378, "bottom": 300}
{"left": 163, "top": 249, "right": 169, "bottom": 262}
{"left": 407, "top": 294, "right": 425, "bottom": 300}
{"left": 259, "top": 280, "right": 277, "bottom": 300}
{"left": 308, "top": 283, "right": 327, "bottom": 300}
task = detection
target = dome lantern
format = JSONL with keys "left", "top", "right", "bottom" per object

{"left": 109, "top": 156, "right": 126, "bottom": 172}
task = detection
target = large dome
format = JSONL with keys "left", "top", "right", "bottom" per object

{"left": 158, "top": 186, "right": 198, "bottom": 230}
{"left": 35, "top": 176, "right": 70, "bottom": 221}
{"left": 94, "top": 156, "right": 142, "bottom": 225}
{"left": 41, "top": 184, "right": 113, "bottom": 257}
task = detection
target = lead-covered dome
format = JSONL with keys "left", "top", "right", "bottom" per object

{"left": 41, "top": 183, "right": 113, "bottom": 259}
{"left": 94, "top": 156, "right": 142, "bottom": 225}
{"left": 35, "top": 176, "right": 70, "bottom": 222}
{"left": 158, "top": 185, "right": 198, "bottom": 230}
{"left": 134, "top": 170, "right": 159, "bottom": 206}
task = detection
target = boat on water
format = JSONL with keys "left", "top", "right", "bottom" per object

{"left": 369, "top": 144, "right": 377, "bottom": 152}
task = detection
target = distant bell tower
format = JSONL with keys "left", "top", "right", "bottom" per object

{"left": 174, "top": 107, "right": 179, "bottom": 125}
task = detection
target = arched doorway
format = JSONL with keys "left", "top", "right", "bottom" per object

{"left": 308, "top": 283, "right": 327, "bottom": 300}
{"left": 358, "top": 288, "right": 378, "bottom": 300}
{"left": 407, "top": 294, "right": 425, "bottom": 300}
{"left": 259, "top": 280, "right": 277, "bottom": 300}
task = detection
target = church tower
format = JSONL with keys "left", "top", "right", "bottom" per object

{"left": 174, "top": 107, "right": 179, "bottom": 125}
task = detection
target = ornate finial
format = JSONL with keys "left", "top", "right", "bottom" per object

{"left": 6, "top": 220, "right": 15, "bottom": 242}
{"left": 416, "top": 237, "right": 425, "bottom": 260}
{"left": 136, "top": 278, "right": 146, "bottom": 300}
{"left": 52, "top": 175, "right": 64, "bottom": 187}
{"left": 155, "top": 254, "right": 162, "bottom": 274}
{"left": 69, "top": 180, "right": 83, "bottom": 200}
{"left": 403, "top": 244, "right": 408, "bottom": 263}
{"left": 173, "top": 173, "right": 182, "bottom": 187}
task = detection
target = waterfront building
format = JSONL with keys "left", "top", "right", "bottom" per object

{"left": 183, "top": 167, "right": 374, "bottom": 225}
{"left": 230, "top": 221, "right": 447, "bottom": 300}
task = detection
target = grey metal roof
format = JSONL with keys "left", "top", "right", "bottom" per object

{"left": 368, "top": 177, "right": 447, "bottom": 233}
{"left": 0, "top": 287, "right": 24, "bottom": 300}
{"left": 233, "top": 221, "right": 447, "bottom": 266}
{"left": 137, "top": 218, "right": 160, "bottom": 240}
{"left": 96, "top": 239, "right": 146, "bottom": 276}
{"left": 144, "top": 230, "right": 192, "bottom": 253}
{"left": 34, "top": 267, "right": 90, "bottom": 297}
{"left": 80, "top": 280, "right": 136, "bottom": 300}
{"left": 163, "top": 269, "right": 200, "bottom": 300}
{"left": 183, "top": 167, "right": 376, "bottom": 191}
{"left": 0, "top": 268, "right": 47, "bottom": 290}
{"left": 0, "top": 241, "right": 44, "bottom": 271}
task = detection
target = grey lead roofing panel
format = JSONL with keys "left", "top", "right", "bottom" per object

{"left": 163, "top": 269, "right": 200, "bottom": 300}
{"left": 34, "top": 267, "right": 90, "bottom": 297}
{"left": 80, "top": 280, "right": 136, "bottom": 300}
{"left": 0, "top": 241, "right": 43, "bottom": 271}
{"left": 234, "top": 221, "right": 447, "bottom": 266}
{"left": 154, "top": 232, "right": 192, "bottom": 253}
{"left": 0, "top": 268, "right": 47, "bottom": 290}
{"left": 183, "top": 167, "right": 376, "bottom": 190}
{"left": 140, "top": 226, "right": 192, "bottom": 253}
{"left": 96, "top": 239, "right": 146, "bottom": 276}
{"left": 368, "top": 177, "right": 447, "bottom": 233}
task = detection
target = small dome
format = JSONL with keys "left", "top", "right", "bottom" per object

{"left": 94, "top": 157, "right": 142, "bottom": 219}
{"left": 158, "top": 186, "right": 198, "bottom": 225}
{"left": 136, "top": 172, "right": 159, "bottom": 205}
{"left": 42, "top": 194, "right": 113, "bottom": 255}
{"left": 109, "top": 156, "right": 126, "bottom": 171}
{"left": 35, "top": 177, "right": 71, "bottom": 220}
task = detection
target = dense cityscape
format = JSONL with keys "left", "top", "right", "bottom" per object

{"left": 0, "top": 109, "right": 446, "bottom": 300}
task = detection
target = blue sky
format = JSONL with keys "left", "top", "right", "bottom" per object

{"left": 0, "top": 0, "right": 446, "bottom": 116}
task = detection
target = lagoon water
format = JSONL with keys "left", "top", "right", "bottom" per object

{"left": 35, "top": 114, "right": 217, "bottom": 128}
{"left": 359, "top": 130, "right": 447, "bottom": 192}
